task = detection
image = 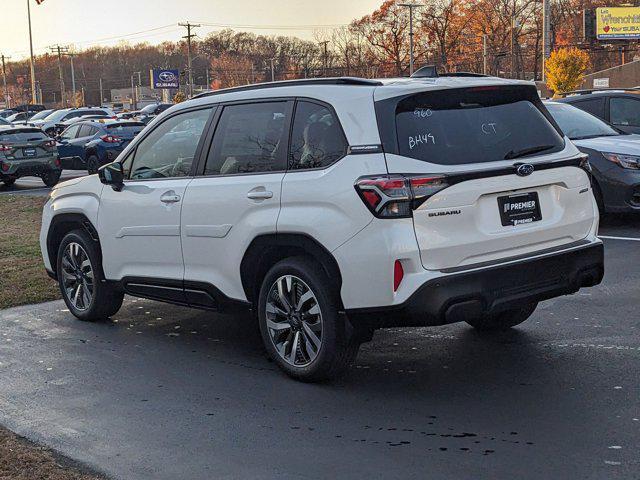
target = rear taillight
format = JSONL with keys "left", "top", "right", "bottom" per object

{"left": 55, "top": 158, "right": 61, "bottom": 167}
{"left": 393, "top": 260, "right": 404, "bottom": 292}
{"left": 0, "top": 144, "right": 12, "bottom": 152}
{"left": 354, "top": 174, "right": 449, "bottom": 218}
{"left": 100, "top": 135, "right": 121, "bottom": 143}
{"left": 1, "top": 162, "right": 9, "bottom": 172}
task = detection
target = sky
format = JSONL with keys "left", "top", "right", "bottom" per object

{"left": 3, "top": 0, "right": 383, "bottom": 60}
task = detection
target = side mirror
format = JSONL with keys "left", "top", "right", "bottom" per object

{"left": 98, "top": 162, "right": 124, "bottom": 191}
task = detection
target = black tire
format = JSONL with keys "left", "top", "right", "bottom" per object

{"left": 86, "top": 155, "right": 100, "bottom": 175}
{"left": 56, "top": 229, "right": 124, "bottom": 321}
{"left": 42, "top": 170, "right": 61, "bottom": 187}
{"left": 258, "top": 257, "right": 360, "bottom": 382}
{"left": 2, "top": 178, "right": 16, "bottom": 187}
{"left": 465, "top": 303, "right": 537, "bottom": 331}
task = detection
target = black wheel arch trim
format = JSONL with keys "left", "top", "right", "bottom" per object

{"left": 46, "top": 213, "right": 101, "bottom": 280}
{"left": 240, "top": 233, "right": 344, "bottom": 309}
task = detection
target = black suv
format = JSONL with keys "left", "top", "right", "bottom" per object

{"left": 558, "top": 90, "right": 640, "bottom": 134}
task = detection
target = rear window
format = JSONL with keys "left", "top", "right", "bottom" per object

{"left": 383, "top": 86, "right": 564, "bottom": 165}
{"left": 0, "top": 130, "right": 48, "bottom": 142}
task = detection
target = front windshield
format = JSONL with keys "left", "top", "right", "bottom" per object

{"left": 547, "top": 103, "right": 620, "bottom": 140}
{"left": 29, "top": 110, "right": 54, "bottom": 121}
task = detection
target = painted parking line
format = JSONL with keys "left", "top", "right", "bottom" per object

{"left": 600, "top": 235, "right": 640, "bottom": 242}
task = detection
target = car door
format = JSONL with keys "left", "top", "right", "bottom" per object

{"left": 608, "top": 96, "right": 640, "bottom": 133}
{"left": 72, "top": 124, "right": 100, "bottom": 165}
{"left": 98, "top": 106, "right": 213, "bottom": 290}
{"left": 180, "top": 100, "right": 292, "bottom": 307}
{"left": 56, "top": 124, "right": 82, "bottom": 168}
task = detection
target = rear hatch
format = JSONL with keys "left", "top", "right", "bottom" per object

{"left": 0, "top": 129, "right": 55, "bottom": 160}
{"left": 374, "top": 83, "right": 596, "bottom": 271}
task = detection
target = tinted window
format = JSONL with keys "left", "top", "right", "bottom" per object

{"left": 610, "top": 97, "right": 640, "bottom": 127}
{"left": 391, "top": 87, "right": 564, "bottom": 165}
{"left": 129, "top": 108, "right": 210, "bottom": 180}
{"left": 546, "top": 103, "right": 620, "bottom": 139}
{"left": 570, "top": 98, "right": 605, "bottom": 118}
{"left": 29, "top": 110, "right": 54, "bottom": 121}
{"left": 62, "top": 111, "right": 85, "bottom": 121}
{"left": 289, "top": 101, "right": 347, "bottom": 170}
{"left": 0, "top": 130, "right": 48, "bottom": 142}
{"left": 60, "top": 124, "right": 81, "bottom": 139}
{"left": 204, "top": 102, "right": 288, "bottom": 175}
{"left": 106, "top": 123, "right": 144, "bottom": 137}
{"left": 78, "top": 124, "right": 98, "bottom": 137}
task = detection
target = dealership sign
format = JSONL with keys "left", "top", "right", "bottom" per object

{"left": 151, "top": 69, "right": 180, "bottom": 89}
{"left": 596, "top": 7, "right": 640, "bottom": 39}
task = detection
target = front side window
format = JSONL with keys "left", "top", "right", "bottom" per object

{"left": 129, "top": 108, "right": 211, "bottom": 180}
{"left": 204, "top": 102, "right": 288, "bottom": 175}
{"left": 571, "top": 98, "right": 605, "bottom": 118}
{"left": 289, "top": 101, "right": 347, "bottom": 170}
{"left": 60, "top": 124, "right": 81, "bottom": 140}
{"left": 610, "top": 97, "right": 640, "bottom": 127}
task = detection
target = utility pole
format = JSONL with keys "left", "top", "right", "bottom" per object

{"left": 68, "top": 53, "right": 76, "bottom": 107}
{"left": 542, "top": 0, "right": 550, "bottom": 82}
{"left": 269, "top": 58, "right": 276, "bottom": 82}
{"left": 319, "top": 40, "right": 329, "bottom": 76}
{"left": 1, "top": 55, "right": 10, "bottom": 109}
{"left": 399, "top": 4, "right": 422, "bottom": 76}
{"left": 130, "top": 75, "right": 136, "bottom": 110}
{"left": 26, "top": 0, "right": 37, "bottom": 104}
{"left": 482, "top": 34, "right": 488, "bottom": 75}
{"left": 511, "top": 16, "right": 517, "bottom": 78}
{"left": 178, "top": 22, "right": 200, "bottom": 97}
{"left": 99, "top": 78, "right": 104, "bottom": 106}
{"left": 50, "top": 45, "right": 68, "bottom": 107}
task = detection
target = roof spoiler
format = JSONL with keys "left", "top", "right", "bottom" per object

{"left": 411, "top": 65, "right": 488, "bottom": 79}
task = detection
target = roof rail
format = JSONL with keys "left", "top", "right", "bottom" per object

{"left": 193, "top": 77, "right": 383, "bottom": 99}
{"left": 560, "top": 87, "right": 640, "bottom": 96}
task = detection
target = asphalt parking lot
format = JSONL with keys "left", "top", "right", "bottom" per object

{"left": 0, "top": 214, "right": 638, "bottom": 480}
{"left": 0, "top": 171, "right": 86, "bottom": 197}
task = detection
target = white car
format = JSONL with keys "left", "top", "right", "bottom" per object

{"left": 30, "top": 107, "right": 114, "bottom": 136}
{"left": 40, "top": 75, "right": 604, "bottom": 381}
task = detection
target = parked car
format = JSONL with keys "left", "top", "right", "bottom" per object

{"left": 12, "top": 103, "right": 46, "bottom": 113}
{"left": 40, "top": 76, "right": 604, "bottom": 381}
{"left": 558, "top": 90, "right": 640, "bottom": 134}
{"left": 54, "top": 113, "right": 115, "bottom": 134}
{"left": 0, "top": 109, "right": 16, "bottom": 119}
{"left": 0, "top": 117, "right": 11, "bottom": 127}
{"left": 137, "top": 102, "right": 173, "bottom": 124}
{"left": 57, "top": 120, "right": 145, "bottom": 173}
{"left": 116, "top": 110, "right": 142, "bottom": 120}
{"left": 31, "top": 107, "right": 115, "bottom": 136}
{"left": 546, "top": 101, "right": 640, "bottom": 213}
{"left": 5, "top": 111, "right": 38, "bottom": 124}
{"left": 0, "top": 126, "right": 61, "bottom": 187}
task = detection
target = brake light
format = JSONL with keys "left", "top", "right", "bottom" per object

{"left": 0, "top": 144, "right": 12, "bottom": 152}
{"left": 101, "top": 135, "right": 121, "bottom": 143}
{"left": 1, "top": 162, "right": 8, "bottom": 172}
{"left": 354, "top": 174, "right": 449, "bottom": 218}
{"left": 393, "top": 260, "right": 404, "bottom": 292}
{"left": 55, "top": 158, "right": 61, "bottom": 167}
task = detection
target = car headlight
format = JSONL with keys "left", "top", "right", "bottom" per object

{"left": 602, "top": 152, "right": 640, "bottom": 170}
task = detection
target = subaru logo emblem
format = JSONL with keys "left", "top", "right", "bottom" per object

{"left": 516, "top": 163, "right": 534, "bottom": 177}
{"left": 158, "top": 71, "right": 177, "bottom": 82}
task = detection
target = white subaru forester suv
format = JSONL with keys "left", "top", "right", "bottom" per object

{"left": 41, "top": 73, "right": 604, "bottom": 381}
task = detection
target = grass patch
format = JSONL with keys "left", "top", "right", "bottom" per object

{"left": 0, "top": 426, "right": 105, "bottom": 480}
{"left": 0, "top": 195, "right": 60, "bottom": 309}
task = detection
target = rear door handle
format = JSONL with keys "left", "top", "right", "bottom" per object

{"left": 160, "top": 192, "right": 181, "bottom": 203}
{"left": 247, "top": 190, "right": 273, "bottom": 200}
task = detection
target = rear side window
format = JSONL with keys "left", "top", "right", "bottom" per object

{"left": 60, "top": 124, "right": 81, "bottom": 139}
{"left": 0, "top": 130, "right": 48, "bottom": 142}
{"left": 382, "top": 86, "right": 564, "bottom": 165}
{"left": 289, "top": 101, "right": 347, "bottom": 170}
{"left": 204, "top": 102, "right": 289, "bottom": 175}
{"left": 610, "top": 97, "right": 640, "bottom": 127}
{"left": 78, "top": 124, "right": 98, "bottom": 137}
{"left": 570, "top": 97, "right": 605, "bottom": 118}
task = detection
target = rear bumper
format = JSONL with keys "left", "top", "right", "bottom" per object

{"left": 346, "top": 242, "right": 604, "bottom": 328}
{"left": 0, "top": 161, "right": 60, "bottom": 179}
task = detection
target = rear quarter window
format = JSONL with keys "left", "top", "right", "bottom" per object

{"left": 378, "top": 86, "right": 565, "bottom": 166}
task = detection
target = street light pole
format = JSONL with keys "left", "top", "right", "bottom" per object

{"left": 542, "top": 0, "right": 551, "bottom": 82}
{"left": 26, "top": 0, "right": 37, "bottom": 104}
{"left": 483, "top": 34, "right": 488, "bottom": 75}
{"left": 399, "top": 3, "right": 422, "bottom": 76}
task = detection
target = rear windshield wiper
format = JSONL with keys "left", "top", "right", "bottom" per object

{"left": 504, "top": 145, "right": 556, "bottom": 160}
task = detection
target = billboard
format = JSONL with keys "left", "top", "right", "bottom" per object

{"left": 596, "top": 7, "right": 640, "bottom": 39}
{"left": 151, "top": 69, "right": 180, "bottom": 89}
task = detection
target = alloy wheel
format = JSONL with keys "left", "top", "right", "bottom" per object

{"left": 265, "top": 275, "right": 323, "bottom": 367}
{"left": 61, "top": 242, "right": 94, "bottom": 311}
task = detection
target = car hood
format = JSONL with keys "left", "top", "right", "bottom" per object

{"left": 572, "top": 134, "right": 640, "bottom": 155}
